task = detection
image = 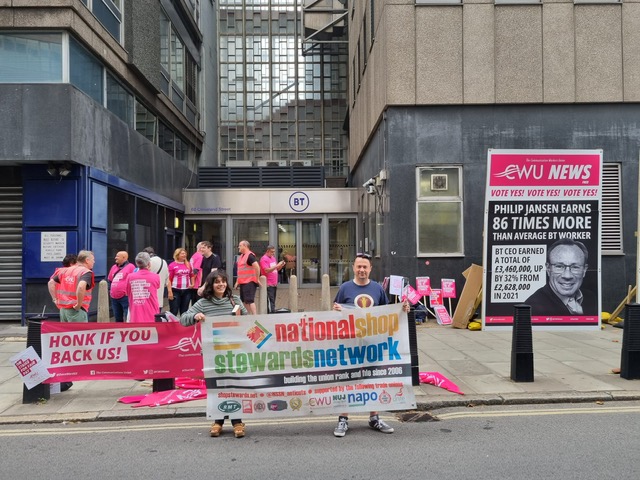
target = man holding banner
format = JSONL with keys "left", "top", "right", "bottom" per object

{"left": 332, "top": 252, "right": 410, "bottom": 437}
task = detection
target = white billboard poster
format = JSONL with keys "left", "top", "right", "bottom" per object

{"left": 482, "top": 149, "right": 602, "bottom": 330}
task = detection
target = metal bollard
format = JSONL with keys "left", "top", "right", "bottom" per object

{"left": 511, "top": 304, "right": 534, "bottom": 382}
{"left": 620, "top": 303, "right": 640, "bottom": 379}
{"left": 23, "top": 316, "right": 50, "bottom": 403}
{"left": 407, "top": 309, "right": 420, "bottom": 386}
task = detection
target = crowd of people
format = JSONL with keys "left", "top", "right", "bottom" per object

{"left": 46, "top": 243, "right": 404, "bottom": 440}
{"left": 47, "top": 240, "right": 278, "bottom": 324}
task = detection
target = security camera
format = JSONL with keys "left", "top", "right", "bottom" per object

{"left": 366, "top": 184, "right": 377, "bottom": 195}
{"left": 362, "top": 178, "right": 375, "bottom": 188}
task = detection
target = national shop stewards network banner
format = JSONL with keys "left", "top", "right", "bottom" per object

{"left": 202, "top": 303, "right": 416, "bottom": 420}
{"left": 482, "top": 149, "right": 602, "bottom": 330}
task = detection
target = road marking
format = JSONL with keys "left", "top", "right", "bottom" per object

{"left": 0, "top": 415, "right": 385, "bottom": 437}
{"left": 435, "top": 405, "right": 640, "bottom": 420}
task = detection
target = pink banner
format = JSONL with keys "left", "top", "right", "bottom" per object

{"left": 489, "top": 153, "right": 600, "bottom": 187}
{"left": 40, "top": 321, "right": 202, "bottom": 382}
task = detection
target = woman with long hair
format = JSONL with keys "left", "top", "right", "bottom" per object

{"left": 180, "top": 270, "right": 248, "bottom": 438}
{"left": 168, "top": 247, "right": 194, "bottom": 317}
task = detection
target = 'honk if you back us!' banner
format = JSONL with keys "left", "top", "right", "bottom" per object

{"left": 202, "top": 303, "right": 416, "bottom": 420}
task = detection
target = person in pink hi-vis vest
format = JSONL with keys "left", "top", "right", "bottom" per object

{"left": 126, "top": 252, "right": 160, "bottom": 323}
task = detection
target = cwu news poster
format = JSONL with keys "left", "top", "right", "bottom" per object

{"left": 482, "top": 149, "right": 602, "bottom": 330}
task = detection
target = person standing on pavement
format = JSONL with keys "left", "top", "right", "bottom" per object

{"left": 48, "top": 250, "right": 95, "bottom": 322}
{"left": 107, "top": 251, "right": 135, "bottom": 322}
{"left": 260, "top": 245, "right": 285, "bottom": 313}
{"left": 190, "top": 240, "right": 223, "bottom": 303}
{"left": 331, "top": 252, "right": 410, "bottom": 438}
{"left": 126, "top": 252, "right": 160, "bottom": 323}
{"left": 233, "top": 240, "right": 261, "bottom": 315}
{"left": 168, "top": 248, "right": 195, "bottom": 317}
{"left": 180, "top": 270, "right": 248, "bottom": 438}
{"left": 143, "top": 246, "right": 170, "bottom": 312}
{"left": 50, "top": 254, "right": 77, "bottom": 310}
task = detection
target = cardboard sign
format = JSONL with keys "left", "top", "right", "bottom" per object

{"left": 452, "top": 264, "right": 483, "bottom": 329}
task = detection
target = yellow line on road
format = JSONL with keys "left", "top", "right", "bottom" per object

{"left": 0, "top": 415, "right": 379, "bottom": 437}
{"left": 435, "top": 405, "right": 640, "bottom": 421}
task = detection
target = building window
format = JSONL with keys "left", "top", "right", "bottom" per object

{"left": 160, "top": 12, "right": 170, "bottom": 75}
{"left": 170, "top": 30, "right": 185, "bottom": 93}
{"left": 106, "top": 72, "right": 134, "bottom": 127}
{"left": 602, "top": 163, "right": 623, "bottom": 254}
{"left": 416, "top": 166, "right": 464, "bottom": 256}
{"left": 86, "top": 0, "right": 123, "bottom": 43}
{"left": 69, "top": 37, "right": 104, "bottom": 103}
{"left": 158, "top": 121, "right": 175, "bottom": 157}
{"left": 0, "top": 32, "right": 63, "bottom": 83}
{"left": 135, "top": 100, "right": 157, "bottom": 143}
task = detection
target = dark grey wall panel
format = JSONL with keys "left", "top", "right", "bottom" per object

{"left": 0, "top": 84, "right": 191, "bottom": 203}
{"left": 354, "top": 104, "right": 639, "bottom": 312}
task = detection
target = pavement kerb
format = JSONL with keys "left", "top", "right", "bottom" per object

{"left": 4, "top": 392, "right": 640, "bottom": 426}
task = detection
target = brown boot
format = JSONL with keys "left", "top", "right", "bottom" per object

{"left": 233, "top": 423, "right": 245, "bottom": 438}
{"left": 210, "top": 423, "right": 223, "bottom": 437}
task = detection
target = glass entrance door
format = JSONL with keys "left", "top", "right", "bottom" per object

{"left": 277, "top": 218, "right": 322, "bottom": 286}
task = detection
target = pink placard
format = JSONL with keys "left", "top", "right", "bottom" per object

{"left": 441, "top": 278, "right": 456, "bottom": 298}
{"left": 429, "top": 289, "right": 443, "bottom": 307}
{"left": 434, "top": 305, "right": 452, "bottom": 325}
{"left": 416, "top": 277, "right": 431, "bottom": 296}
{"left": 405, "top": 285, "right": 422, "bottom": 305}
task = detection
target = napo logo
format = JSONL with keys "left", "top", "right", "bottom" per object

{"left": 218, "top": 400, "right": 242, "bottom": 414}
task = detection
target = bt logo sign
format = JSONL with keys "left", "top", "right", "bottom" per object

{"left": 289, "top": 191, "right": 310, "bottom": 212}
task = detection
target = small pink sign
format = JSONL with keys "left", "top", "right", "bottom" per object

{"left": 416, "top": 277, "right": 431, "bottom": 296}
{"left": 441, "top": 278, "right": 456, "bottom": 298}
{"left": 429, "top": 289, "right": 443, "bottom": 307}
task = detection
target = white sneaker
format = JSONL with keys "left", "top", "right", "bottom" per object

{"left": 369, "top": 415, "right": 394, "bottom": 434}
{"left": 334, "top": 416, "right": 349, "bottom": 437}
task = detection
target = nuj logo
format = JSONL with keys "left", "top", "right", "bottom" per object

{"left": 494, "top": 164, "right": 592, "bottom": 181}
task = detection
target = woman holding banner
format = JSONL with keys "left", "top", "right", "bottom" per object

{"left": 180, "top": 270, "right": 248, "bottom": 438}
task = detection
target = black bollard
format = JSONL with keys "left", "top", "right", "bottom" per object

{"left": 152, "top": 312, "right": 176, "bottom": 391}
{"left": 620, "top": 303, "right": 640, "bottom": 379}
{"left": 22, "top": 316, "right": 50, "bottom": 403}
{"left": 407, "top": 308, "right": 420, "bottom": 386}
{"left": 511, "top": 304, "right": 534, "bottom": 382}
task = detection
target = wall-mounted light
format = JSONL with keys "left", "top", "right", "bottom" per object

{"left": 46, "top": 162, "right": 73, "bottom": 177}
{"left": 58, "top": 163, "right": 72, "bottom": 177}
{"left": 174, "top": 217, "right": 180, "bottom": 229}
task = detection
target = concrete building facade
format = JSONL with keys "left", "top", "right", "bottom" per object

{"left": 347, "top": 1, "right": 636, "bottom": 312}
{"left": 0, "top": 0, "right": 214, "bottom": 320}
